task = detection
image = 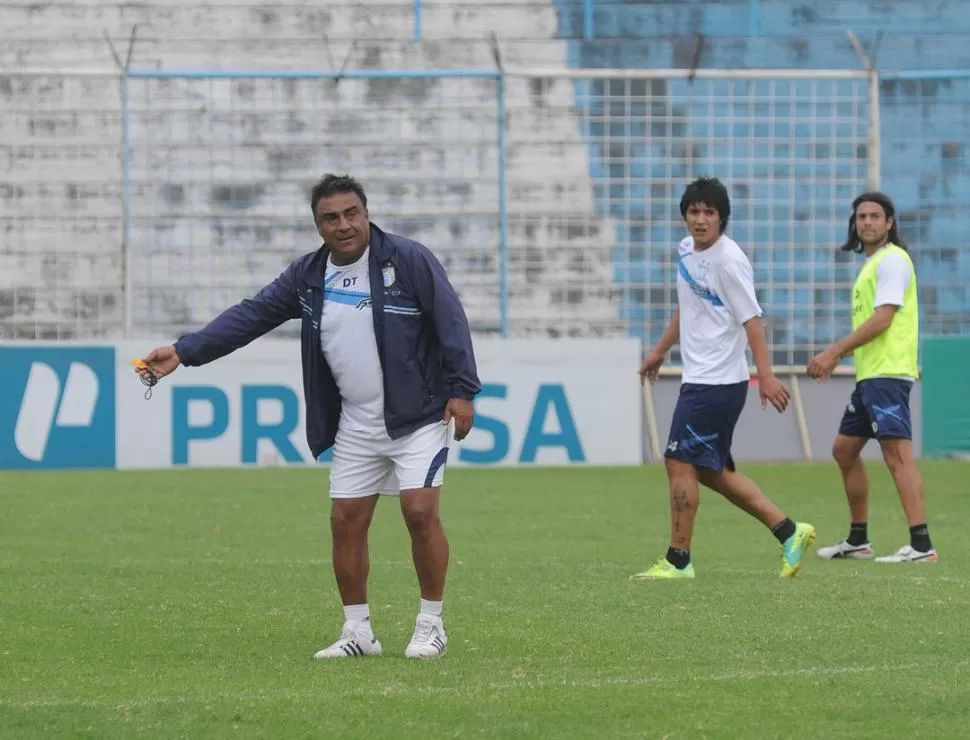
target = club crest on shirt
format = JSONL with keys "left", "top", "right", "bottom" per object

{"left": 678, "top": 255, "right": 724, "bottom": 307}
{"left": 381, "top": 263, "right": 396, "bottom": 288}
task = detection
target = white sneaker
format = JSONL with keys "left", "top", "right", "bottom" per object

{"left": 817, "top": 539, "right": 875, "bottom": 560}
{"left": 875, "top": 545, "right": 939, "bottom": 563}
{"left": 313, "top": 620, "right": 383, "bottom": 659}
{"left": 404, "top": 614, "right": 448, "bottom": 660}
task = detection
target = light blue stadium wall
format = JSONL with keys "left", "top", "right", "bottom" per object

{"left": 551, "top": 0, "right": 970, "bottom": 360}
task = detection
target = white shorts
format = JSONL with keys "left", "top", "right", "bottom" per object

{"left": 329, "top": 421, "right": 450, "bottom": 499}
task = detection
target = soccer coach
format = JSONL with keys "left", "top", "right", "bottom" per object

{"left": 136, "top": 174, "right": 482, "bottom": 661}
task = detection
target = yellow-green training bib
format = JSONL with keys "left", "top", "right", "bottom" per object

{"left": 850, "top": 243, "right": 919, "bottom": 381}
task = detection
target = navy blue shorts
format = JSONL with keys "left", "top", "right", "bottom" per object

{"left": 664, "top": 381, "right": 748, "bottom": 472}
{"left": 838, "top": 378, "right": 913, "bottom": 440}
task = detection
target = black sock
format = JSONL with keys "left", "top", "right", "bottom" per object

{"left": 909, "top": 524, "right": 932, "bottom": 553}
{"left": 847, "top": 522, "right": 868, "bottom": 546}
{"left": 771, "top": 517, "right": 797, "bottom": 544}
{"left": 666, "top": 546, "right": 690, "bottom": 569}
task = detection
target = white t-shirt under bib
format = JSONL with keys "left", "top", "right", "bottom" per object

{"left": 319, "top": 246, "right": 387, "bottom": 436}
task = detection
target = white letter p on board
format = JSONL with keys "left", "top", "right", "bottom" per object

{"left": 13, "top": 362, "right": 100, "bottom": 462}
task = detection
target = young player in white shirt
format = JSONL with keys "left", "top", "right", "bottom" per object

{"left": 631, "top": 177, "right": 816, "bottom": 580}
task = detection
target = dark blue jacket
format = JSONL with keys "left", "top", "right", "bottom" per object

{"left": 173, "top": 223, "right": 482, "bottom": 459}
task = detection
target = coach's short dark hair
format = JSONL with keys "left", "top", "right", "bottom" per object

{"left": 680, "top": 177, "right": 731, "bottom": 232}
{"left": 310, "top": 174, "right": 368, "bottom": 215}
{"left": 840, "top": 191, "right": 907, "bottom": 253}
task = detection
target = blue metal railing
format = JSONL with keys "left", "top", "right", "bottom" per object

{"left": 123, "top": 69, "right": 500, "bottom": 80}
{"left": 495, "top": 72, "right": 509, "bottom": 338}
{"left": 120, "top": 72, "right": 134, "bottom": 339}
{"left": 748, "top": 0, "right": 759, "bottom": 36}
{"left": 881, "top": 68, "right": 970, "bottom": 81}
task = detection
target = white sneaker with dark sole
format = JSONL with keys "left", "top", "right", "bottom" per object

{"left": 404, "top": 614, "right": 448, "bottom": 660}
{"left": 875, "top": 545, "right": 939, "bottom": 563}
{"left": 313, "top": 620, "right": 383, "bottom": 659}
{"left": 817, "top": 539, "right": 875, "bottom": 560}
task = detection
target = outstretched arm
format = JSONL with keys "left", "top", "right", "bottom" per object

{"left": 173, "top": 262, "right": 302, "bottom": 367}
{"left": 137, "top": 261, "right": 303, "bottom": 385}
{"left": 808, "top": 251, "right": 910, "bottom": 380}
{"left": 807, "top": 305, "right": 897, "bottom": 379}
{"left": 835, "top": 306, "right": 897, "bottom": 357}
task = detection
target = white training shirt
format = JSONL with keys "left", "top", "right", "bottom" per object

{"left": 871, "top": 247, "right": 913, "bottom": 309}
{"left": 676, "top": 234, "right": 763, "bottom": 385}
{"left": 319, "top": 246, "right": 387, "bottom": 436}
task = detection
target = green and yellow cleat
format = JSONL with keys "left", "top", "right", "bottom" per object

{"left": 630, "top": 558, "right": 695, "bottom": 581}
{"left": 780, "top": 522, "right": 816, "bottom": 578}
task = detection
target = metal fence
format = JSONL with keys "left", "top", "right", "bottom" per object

{"left": 879, "top": 70, "right": 970, "bottom": 338}
{"left": 123, "top": 69, "right": 506, "bottom": 338}
{"left": 2, "top": 65, "right": 969, "bottom": 363}
{"left": 0, "top": 71, "right": 126, "bottom": 340}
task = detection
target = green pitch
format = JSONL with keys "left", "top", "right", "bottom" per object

{"left": 2, "top": 462, "right": 969, "bottom": 738}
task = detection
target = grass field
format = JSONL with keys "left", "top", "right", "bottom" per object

{"left": 2, "top": 461, "right": 969, "bottom": 738}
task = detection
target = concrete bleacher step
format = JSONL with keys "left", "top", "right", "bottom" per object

{"left": 4, "top": 0, "right": 968, "bottom": 70}
{"left": 0, "top": 2, "right": 561, "bottom": 43}
{"left": 1, "top": 38, "right": 576, "bottom": 70}
{"left": 6, "top": 0, "right": 961, "bottom": 43}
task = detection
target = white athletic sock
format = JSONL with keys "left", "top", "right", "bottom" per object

{"left": 420, "top": 599, "right": 443, "bottom": 618}
{"left": 344, "top": 603, "right": 371, "bottom": 629}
